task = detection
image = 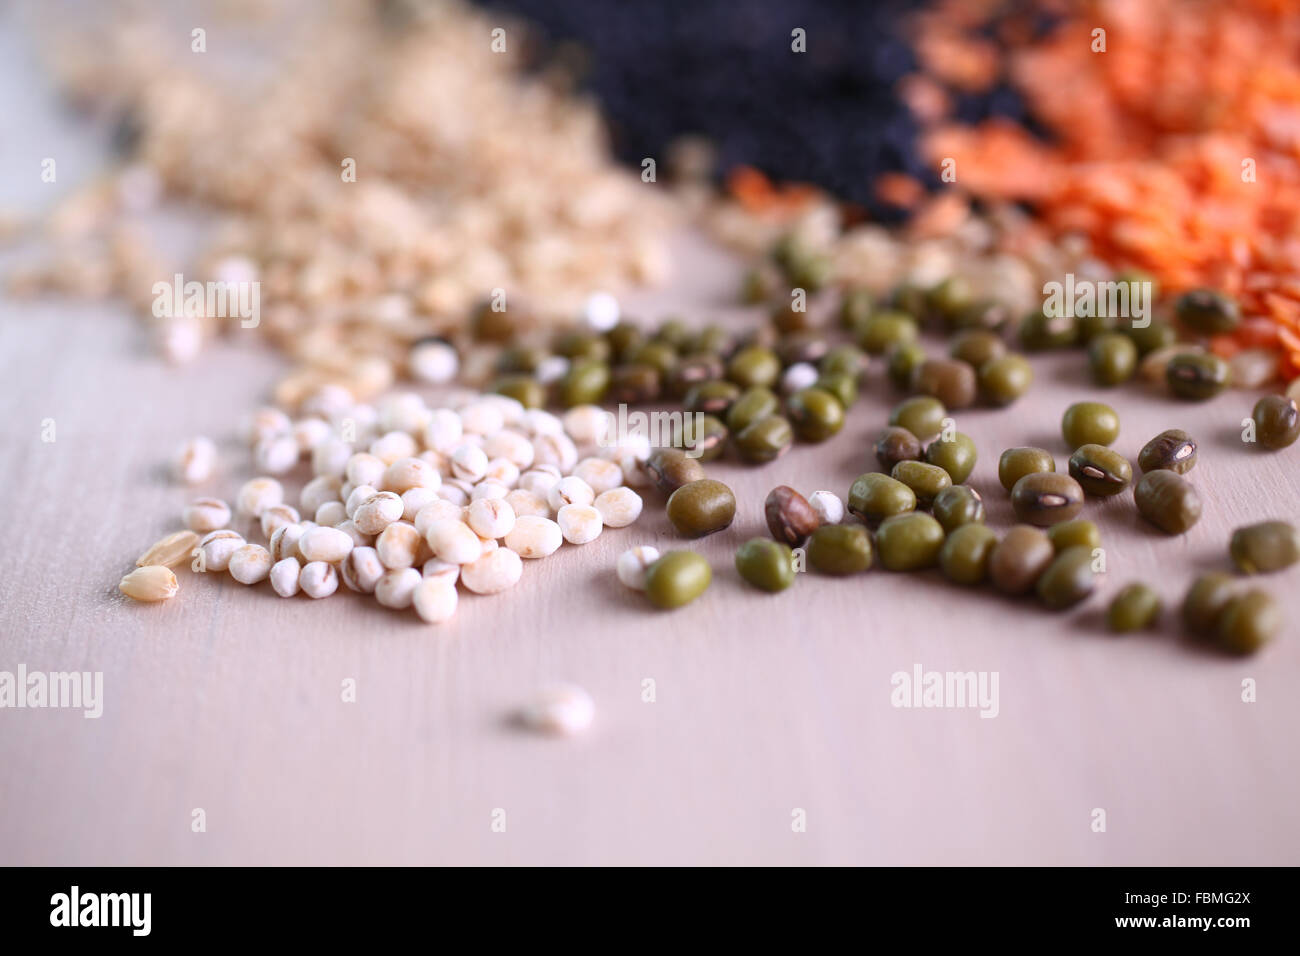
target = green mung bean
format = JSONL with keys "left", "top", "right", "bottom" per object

{"left": 645, "top": 551, "right": 712, "bottom": 609}
{"left": 856, "top": 311, "right": 919, "bottom": 355}
{"left": 726, "top": 386, "right": 780, "bottom": 433}
{"left": 925, "top": 431, "right": 978, "bottom": 483}
{"left": 786, "top": 387, "right": 845, "bottom": 442}
{"left": 988, "top": 525, "right": 1054, "bottom": 595}
{"left": 875, "top": 512, "right": 945, "bottom": 571}
{"left": 1035, "top": 546, "right": 1096, "bottom": 610}
{"left": 1215, "top": 590, "right": 1280, "bottom": 655}
{"left": 887, "top": 342, "right": 928, "bottom": 391}
{"left": 931, "top": 484, "right": 985, "bottom": 534}
{"left": 1175, "top": 289, "right": 1240, "bottom": 334}
{"left": 1251, "top": 395, "right": 1300, "bottom": 449}
{"left": 1166, "top": 352, "right": 1231, "bottom": 400}
{"left": 939, "top": 523, "right": 997, "bottom": 585}
{"left": 726, "top": 345, "right": 782, "bottom": 389}
{"left": 1068, "top": 444, "right": 1133, "bottom": 496}
{"left": 1134, "top": 470, "right": 1201, "bottom": 534}
{"left": 1107, "top": 583, "right": 1162, "bottom": 632}
{"left": 949, "top": 329, "right": 1005, "bottom": 370}
{"left": 1011, "top": 472, "right": 1085, "bottom": 526}
{"left": 1181, "top": 573, "right": 1239, "bottom": 636}
{"left": 998, "top": 446, "right": 1055, "bottom": 491}
{"left": 913, "top": 358, "right": 978, "bottom": 409}
{"left": 1046, "top": 518, "right": 1101, "bottom": 553}
{"left": 1062, "top": 401, "right": 1120, "bottom": 448}
{"left": 1087, "top": 333, "right": 1138, "bottom": 386}
{"left": 1229, "top": 520, "right": 1300, "bottom": 574}
{"left": 735, "top": 539, "right": 796, "bottom": 592}
{"left": 890, "top": 460, "right": 953, "bottom": 508}
{"left": 685, "top": 379, "right": 740, "bottom": 415}
{"left": 847, "top": 472, "right": 917, "bottom": 523}
{"left": 1138, "top": 429, "right": 1197, "bottom": 474}
{"left": 734, "top": 415, "right": 794, "bottom": 463}
{"left": 977, "top": 354, "right": 1034, "bottom": 406}
{"left": 889, "top": 395, "right": 947, "bottom": 440}
{"left": 666, "top": 479, "right": 737, "bottom": 538}
{"left": 807, "top": 524, "right": 873, "bottom": 575}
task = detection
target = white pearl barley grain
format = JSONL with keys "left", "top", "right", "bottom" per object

{"left": 375, "top": 567, "right": 421, "bottom": 609}
{"left": 342, "top": 547, "right": 385, "bottom": 593}
{"left": 298, "top": 526, "right": 355, "bottom": 563}
{"left": 183, "top": 497, "right": 231, "bottom": 533}
{"left": 548, "top": 475, "right": 594, "bottom": 511}
{"left": 270, "top": 557, "right": 301, "bottom": 597}
{"left": 229, "top": 544, "right": 273, "bottom": 585}
{"left": 425, "top": 518, "right": 483, "bottom": 565}
{"left": 504, "top": 515, "right": 563, "bottom": 558}
{"left": 616, "top": 546, "right": 660, "bottom": 590}
{"left": 460, "top": 547, "right": 523, "bottom": 594}
{"left": 594, "top": 487, "right": 643, "bottom": 528}
{"left": 557, "top": 503, "right": 602, "bottom": 544}
{"left": 413, "top": 578, "right": 459, "bottom": 623}
{"left": 299, "top": 561, "right": 338, "bottom": 599}
{"left": 522, "top": 684, "right": 595, "bottom": 736}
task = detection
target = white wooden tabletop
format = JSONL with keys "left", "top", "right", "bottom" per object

{"left": 1, "top": 12, "right": 1297, "bottom": 866}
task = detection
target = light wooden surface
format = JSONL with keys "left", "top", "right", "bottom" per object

{"left": 1, "top": 16, "right": 1298, "bottom": 866}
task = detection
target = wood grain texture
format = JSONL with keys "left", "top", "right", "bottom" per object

{"left": 0, "top": 22, "right": 1297, "bottom": 866}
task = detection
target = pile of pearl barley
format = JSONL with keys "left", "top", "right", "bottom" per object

{"left": 13, "top": 0, "right": 672, "bottom": 396}
{"left": 122, "top": 388, "right": 649, "bottom": 625}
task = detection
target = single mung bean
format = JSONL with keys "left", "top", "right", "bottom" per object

{"left": 847, "top": 472, "right": 916, "bottom": 523}
{"left": 912, "top": 358, "right": 977, "bottom": 410}
{"left": 668, "top": 354, "right": 725, "bottom": 398}
{"left": 1018, "top": 309, "right": 1078, "bottom": 350}
{"left": 1047, "top": 519, "right": 1101, "bottom": 553}
{"left": 1229, "top": 520, "right": 1300, "bottom": 574}
{"left": 644, "top": 551, "right": 712, "bottom": 609}
{"left": 735, "top": 538, "right": 797, "bottom": 591}
{"left": 927, "top": 276, "right": 973, "bottom": 322}
{"left": 989, "top": 525, "right": 1054, "bottom": 595}
{"left": 726, "top": 386, "right": 780, "bottom": 433}
{"left": 1068, "top": 444, "right": 1133, "bottom": 496}
{"left": 559, "top": 358, "right": 611, "bottom": 407}
{"left": 949, "top": 330, "right": 1005, "bottom": 369}
{"left": 939, "top": 523, "right": 998, "bottom": 585}
{"left": 1138, "top": 429, "right": 1197, "bottom": 474}
{"left": 925, "top": 432, "right": 977, "bottom": 484}
{"left": 890, "top": 460, "right": 952, "bottom": 508}
{"left": 1107, "top": 583, "right": 1162, "bottom": 632}
{"left": 553, "top": 329, "right": 610, "bottom": 362}
{"left": 786, "top": 387, "right": 845, "bottom": 441}
{"left": 1175, "top": 288, "right": 1240, "bottom": 334}
{"left": 627, "top": 341, "right": 678, "bottom": 378}
{"left": 819, "top": 343, "right": 867, "bottom": 379}
{"left": 889, "top": 395, "right": 947, "bottom": 440}
{"left": 1181, "top": 573, "right": 1239, "bottom": 635}
{"left": 1087, "top": 333, "right": 1138, "bottom": 386}
{"left": 998, "top": 446, "right": 1055, "bottom": 491}
{"left": 807, "top": 524, "right": 873, "bottom": 575}
{"left": 1011, "top": 472, "right": 1085, "bottom": 526}
{"left": 119, "top": 565, "right": 179, "bottom": 602}
{"left": 977, "top": 354, "right": 1034, "bottom": 406}
{"left": 875, "top": 512, "right": 945, "bottom": 571}
{"left": 775, "top": 332, "right": 829, "bottom": 367}
{"left": 1123, "top": 317, "right": 1177, "bottom": 355}
{"left": 1251, "top": 395, "right": 1300, "bottom": 449}
{"left": 734, "top": 415, "right": 794, "bottom": 463}
{"left": 666, "top": 479, "right": 737, "bottom": 538}
{"left": 1166, "top": 352, "right": 1231, "bottom": 400}
{"left": 764, "top": 486, "right": 819, "bottom": 546}
{"left": 856, "top": 311, "right": 918, "bottom": 355}
{"left": 643, "top": 447, "right": 706, "bottom": 494}
{"left": 887, "top": 341, "right": 928, "bottom": 391}
{"left": 932, "top": 485, "right": 985, "bottom": 534}
{"left": 1062, "top": 401, "right": 1120, "bottom": 448}
{"left": 684, "top": 379, "right": 740, "bottom": 415}
{"left": 814, "top": 371, "right": 857, "bottom": 409}
{"left": 839, "top": 288, "right": 873, "bottom": 329}
{"left": 1215, "top": 590, "right": 1280, "bottom": 655}
{"left": 1134, "top": 470, "right": 1202, "bottom": 534}
{"left": 607, "top": 363, "right": 662, "bottom": 405}
{"left": 875, "top": 426, "right": 923, "bottom": 471}
{"left": 726, "top": 345, "right": 781, "bottom": 389}
{"left": 1036, "top": 546, "right": 1097, "bottom": 610}
{"left": 952, "top": 299, "right": 1012, "bottom": 332}
{"left": 674, "top": 413, "right": 728, "bottom": 461}
{"left": 491, "top": 375, "right": 546, "bottom": 409}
